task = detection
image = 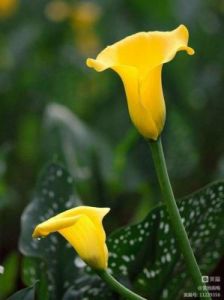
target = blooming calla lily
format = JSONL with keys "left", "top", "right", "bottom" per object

{"left": 87, "top": 25, "right": 194, "bottom": 140}
{"left": 32, "top": 206, "right": 110, "bottom": 270}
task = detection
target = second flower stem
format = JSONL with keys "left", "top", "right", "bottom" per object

{"left": 149, "top": 138, "right": 211, "bottom": 300}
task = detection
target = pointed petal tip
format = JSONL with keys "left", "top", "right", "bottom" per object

{"left": 86, "top": 58, "right": 94, "bottom": 68}
{"left": 187, "top": 47, "right": 195, "bottom": 55}
{"left": 175, "top": 25, "right": 195, "bottom": 55}
{"left": 100, "top": 207, "right": 110, "bottom": 218}
{"left": 32, "top": 227, "right": 40, "bottom": 239}
{"left": 178, "top": 46, "right": 195, "bottom": 56}
{"left": 32, "top": 225, "right": 47, "bottom": 238}
{"left": 175, "top": 24, "right": 190, "bottom": 37}
{"left": 86, "top": 58, "right": 100, "bottom": 70}
{"left": 178, "top": 24, "right": 188, "bottom": 32}
{"left": 86, "top": 58, "right": 106, "bottom": 72}
{"left": 104, "top": 207, "right": 111, "bottom": 214}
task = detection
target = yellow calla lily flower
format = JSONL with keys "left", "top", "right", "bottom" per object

{"left": 32, "top": 206, "right": 110, "bottom": 270}
{"left": 86, "top": 25, "right": 194, "bottom": 140}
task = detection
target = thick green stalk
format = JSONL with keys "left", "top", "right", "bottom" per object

{"left": 149, "top": 138, "right": 211, "bottom": 300}
{"left": 96, "top": 269, "right": 147, "bottom": 300}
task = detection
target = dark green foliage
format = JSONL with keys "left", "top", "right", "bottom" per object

{"left": 19, "top": 163, "right": 82, "bottom": 300}
{"left": 108, "top": 182, "right": 224, "bottom": 299}
{"left": 0, "top": 252, "right": 19, "bottom": 300}
{"left": 1, "top": 0, "right": 224, "bottom": 298}
{"left": 18, "top": 163, "right": 224, "bottom": 300}
{"left": 8, "top": 285, "right": 36, "bottom": 300}
{"left": 76, "top": 182, "right": 224, "bottom": 300}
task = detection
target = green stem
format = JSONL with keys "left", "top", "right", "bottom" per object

{"left": 149, "top": 138, "right": 211, "bottom": 300}
{"left": 96, "top": 269, "right": 147, "bottom": 300}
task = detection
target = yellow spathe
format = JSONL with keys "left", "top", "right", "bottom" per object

{"left": 87, "top": 25, "right": 194, "bottom": 140}
{"left": 32, "top": 206, "right": 110, "bottom": 270}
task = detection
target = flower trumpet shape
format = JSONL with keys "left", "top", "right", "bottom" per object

{"left": 32, "top": 206, "right": 110, "bottom": 270}
{"left": 87, "top": 25, "right": 194, "bottom": 140}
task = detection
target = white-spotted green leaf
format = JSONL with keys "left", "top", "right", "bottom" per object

{"left": 7, "top": 284, "right": 36, "bottom": 300}
{"left": 19, "top": 163, "right": 83, "bottom": 300}
{"left": 78, "top": 181, "right": 224, "bottom": 300}
{"left": 63, "top": 275, "right": 114, "bottom": 300}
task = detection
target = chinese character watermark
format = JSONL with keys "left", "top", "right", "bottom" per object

{"left": 183, "top": 275, "right": 222, "bottom": 298}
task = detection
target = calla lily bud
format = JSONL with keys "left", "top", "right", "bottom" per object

{"left": 87, "top": 25, "right": 194, "bottom": 140}
{"left": 32, "top": 206, "right": 110, "bottom": 270}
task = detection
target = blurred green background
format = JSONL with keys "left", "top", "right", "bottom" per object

{"left": 0, "top": 0, "right": 223, "bottom": 298}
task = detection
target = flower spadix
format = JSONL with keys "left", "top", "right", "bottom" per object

{"left": 87, "top": 25, "right": 194, "bottom": 140}
{"left": 32, "top": 206, "right": 110, "bottom": 270}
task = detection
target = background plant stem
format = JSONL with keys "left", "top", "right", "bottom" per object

{"left": 97, "top": 269, "right": 147, "bottom": 300}
{"left": 149, "top": 138, "right": 212, "bottom": 300}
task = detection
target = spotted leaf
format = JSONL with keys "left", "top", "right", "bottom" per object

{"left": 8, "top": 284, "right": 36, "bottom": 300}
{"left": 78, "top": 181, "right": 224, "bottom": 300}
{"left": 19, "top": 163, "right": 83, "bottom": 300}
